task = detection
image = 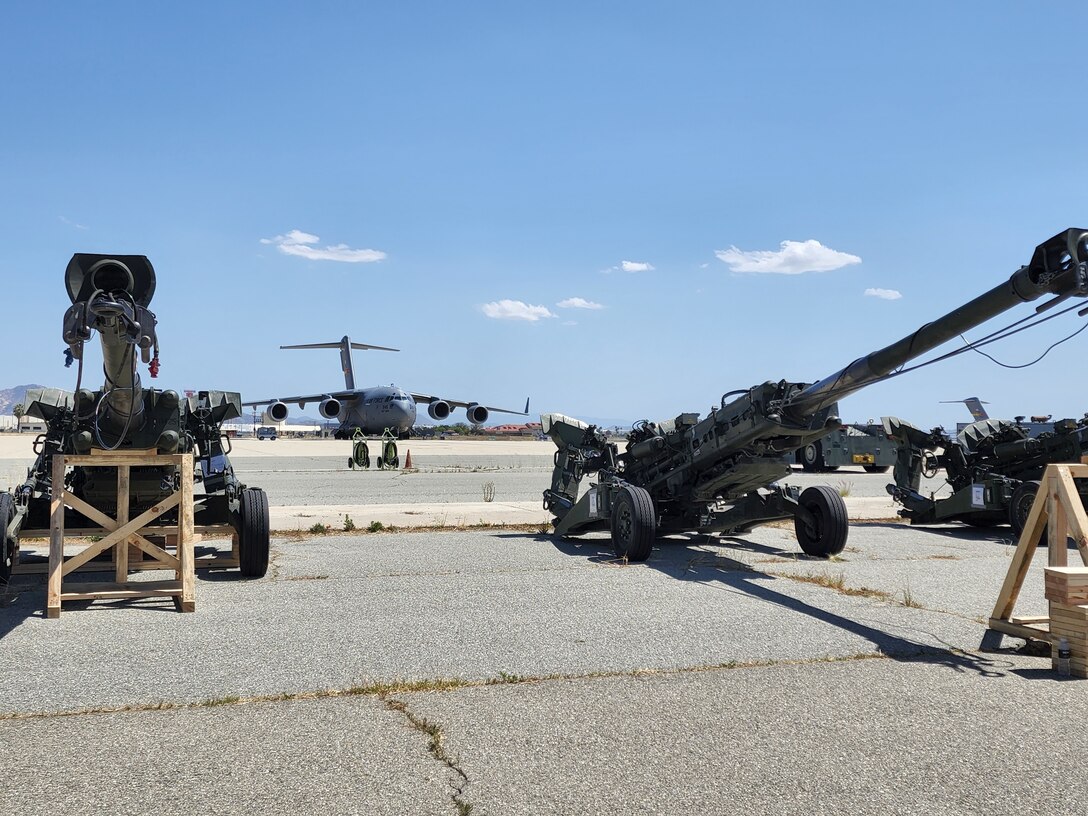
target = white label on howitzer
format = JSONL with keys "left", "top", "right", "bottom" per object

{"left": 588, "top": 487, "right": 598, "bottom": 517}
{"left": 971, "top": 484, "right": 985, "bottom": 509}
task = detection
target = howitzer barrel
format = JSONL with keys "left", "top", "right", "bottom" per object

{"left": 784, "top": 229, "right": 1088, "bottom": 422}
{"left": 63, "top": 254, "right": 158, "bottom": 438}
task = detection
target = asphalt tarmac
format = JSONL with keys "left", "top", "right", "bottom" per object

{"left": 1, "top": 437, "right": 1082, "bottom": 815}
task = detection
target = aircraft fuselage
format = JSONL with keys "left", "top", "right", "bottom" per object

{"left": 339, "top": 385, "right": 417, "bottom": 436}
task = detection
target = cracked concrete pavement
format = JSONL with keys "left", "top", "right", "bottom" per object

{"left": 1, "top": 438, "right": 1084, "bottom": 814}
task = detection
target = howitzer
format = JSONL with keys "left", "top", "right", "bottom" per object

{"left": 883, "top": 413, "right": 1088, "bottom": 534}
{"left": 542, "top": 229, "right": 1088, "bottom": 560}
{"left": 0, "top": 254, "right": 270, "bottom": 584}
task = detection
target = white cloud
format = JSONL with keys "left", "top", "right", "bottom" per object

{"left": 481, "top": 299, "right": 557, "bottom": 321}
{"left": 557, "top": 297, "right": 604, "bottom": 310}
{"left": 865, "top": 287, "right": 902, "bottom": 300}
{"left": 715, "top": 239, "right": 861, "bottom": 275}
{"left": 59, "top": 215, "right": 88, "bottom": 230}
{"left": 601, "top": 259, "right": 655, "bottom": 274}
{"left": 260, "top": 229, "right": 386, "bottom": 263}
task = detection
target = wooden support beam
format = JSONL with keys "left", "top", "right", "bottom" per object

{"left": 46, "top": 453, "right": 66, "bottom": 619}
{"left": 61, "top": 494, "right": 181, "bottom": 576}
{"left": 991, "top": 481, "right": 1049, "bottom": 623}
{"left": 115, "top": 465, "right": 130, "bottom": 582}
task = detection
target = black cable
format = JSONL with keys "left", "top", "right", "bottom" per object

{"left": 794, "top": 302, "right": 1087, "bottom": 407}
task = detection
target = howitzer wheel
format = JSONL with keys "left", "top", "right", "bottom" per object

{"left": 610, "top": 485, "right": 656, "bottom": 562}
{"left": 800, "top": 442, "right": 825, "bottom": 473}
{"left": 1010, "top": 480, "right": 1046, "bottom": 544}
{"left": 0, "top": 492, "right": 14, "bottom": 584}
{"left": 794, "top": 485, "right": 848, "bottom": 557}
{"left": 237, "top": 487, "right": 270, "bottom": 578}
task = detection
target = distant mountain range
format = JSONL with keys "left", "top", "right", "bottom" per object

{"left": 0, "top": 384, "right": 49, "bottom": 415}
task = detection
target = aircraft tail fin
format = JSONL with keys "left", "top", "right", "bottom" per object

{"left": 280, "top": 336, "right": 399, "bottom": 390}
{"left": 963, "top": 397, "right": 989, "bottom": 421}
{"left": 940, "top": 397, "right": 990, "bottom": 421}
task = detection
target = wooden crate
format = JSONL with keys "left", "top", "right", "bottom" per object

{"left": 45, "top": 449, "right": 196, "bottom": 618}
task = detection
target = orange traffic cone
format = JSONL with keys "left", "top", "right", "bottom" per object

{"left": 404, "top": 449, "right": 412, "bottom": 469}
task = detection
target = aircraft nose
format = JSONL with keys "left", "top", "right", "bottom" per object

{"left": 397, "top": 400, "right": 415, "bottom": 429}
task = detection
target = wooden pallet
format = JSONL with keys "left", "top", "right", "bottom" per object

{"left": 45, "top": 449, "right": 196, "bottom": 618}
{"left": 988, "top": 462, "right": 1088, "bottom": 677}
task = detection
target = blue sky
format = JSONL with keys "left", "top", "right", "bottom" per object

{"left": 2, "top": 3, "right": 1086, "bottom": 429}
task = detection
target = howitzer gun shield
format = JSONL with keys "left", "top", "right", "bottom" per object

{"left": 65, "top": 254, "right": 156, "bottom": 306}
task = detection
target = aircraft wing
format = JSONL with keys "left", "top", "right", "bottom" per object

{"left": 242, "top": 390, "right": 361, "bottom": 409}
{"left": 409, "top": 393, "right": 530, "bottom": 416}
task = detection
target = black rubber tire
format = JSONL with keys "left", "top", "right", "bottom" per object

{"left": 391, "top": 456, "right": 400, "bottom": 469}
{"left": 348, "top": 457, "right": 355, "bottom": 470}
{"left": 610, "top": 485, "right": 656, "bottom": 562}
{"left": 1009, "top": 480, "right": 1046, "bottom": 543}
{"left": 376, "top": 455, "right": 385, "bottom": 470}
{"left": 0, "top": 492, "right": 14, "bottom": 584}
{"left": 237, "top": 487, "right": 270, "bottom": 578}
{"left": 863, "top": 465, "right": 890, "bottom": 474}
{"left": 794, "top": 485, "right": 848, "bottom": 557}
{"left": 801, "top": 442, "right": 824, "bottom": 473}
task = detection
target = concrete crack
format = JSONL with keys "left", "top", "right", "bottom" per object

{"left": 383, "top": 696, "right": 474, "bottom": 815}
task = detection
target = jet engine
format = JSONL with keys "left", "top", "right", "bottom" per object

{"left": 427, "top": 400, "right": 452, "bottom": 421}
{"left": 465, "top": 403, "right": 489, "bottom": 425}
{"left": 266, "top": 401, "right": 289, "bottom": 422}
{"left": 319, "top": 397, "right": 341, "bottom": 419}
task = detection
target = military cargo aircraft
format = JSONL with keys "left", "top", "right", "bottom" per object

{"left": 244, "top": 336, "right": 528, "bottom": 438}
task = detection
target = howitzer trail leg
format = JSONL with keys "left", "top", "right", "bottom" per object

{"left": 542, "top": 414, "right": 593, "bottom": 516}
